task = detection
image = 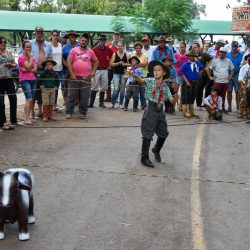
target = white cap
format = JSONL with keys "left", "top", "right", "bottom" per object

{"left": 219, "top": 47, "right": 228, "bottom": 53}
{"left": 217, "top": 38, "right": 225, "bottom": 44}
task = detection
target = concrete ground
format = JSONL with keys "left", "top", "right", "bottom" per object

{"left": 0, "top": 100, "right": 249, "bottom": 250}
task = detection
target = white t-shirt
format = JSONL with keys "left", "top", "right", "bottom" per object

{"left": 209, "top": 58, "right": 234, "bottom": 83}
{"left": 142, "top": 45, "right": 156, "bottom": 62}
{"left": 50, "top": 42, "right": 63, "bottom": 71}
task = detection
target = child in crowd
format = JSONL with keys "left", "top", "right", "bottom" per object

{"left": 38, "top": 58, "right": 59, "bottom": 122}
{"left": 203, "top": 86, "right": 222, "bottom": 121}
{"left": 181, "top": 50, "right": 203, "bottom": 117}
{"left": 124, "top": 56, "right": 142, "bottom": 112}
{"left": 126, "top": 61, "right": 178, "bottom": 168}
{"left": 162, "top": 55, "right": 177, "bottom": 114}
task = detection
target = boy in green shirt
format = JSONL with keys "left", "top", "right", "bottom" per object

{"left": 38, "top": 58, "right": 59, "bottom": 122}
{"left": 126, "top": 61, "right": 178, "bottom": 168}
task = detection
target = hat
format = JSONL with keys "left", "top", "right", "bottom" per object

{"left": 211, "top": 86, "right": 219, "bottom": 93}
{"left": 244, "top": 53, "right": 250, "bottom": 61}
{"left": 133, "top": 42, "right": 143, "bottom": 48}
{"left": 166, "top": 37, "right": 174, "bottom": 42}
{"left": 148, "top": 61, "right": 170, "bottom": 79}
{"left": 162, "top": 55, "right": 173, "bottom": 62}
{"left": 99, "top": 34, "right": 107, "bottom": 41}
{"left": 141, "top": 35, "right": 149, "bottom": 42}
{"left": 231, "top": 41, "right": 239, "bottom": 47}
{"left": 41, "top": 57, "right": 57, "bottom": 68}
{"left": 187, "top": 50, "right": 197, "bottom": 57}
{"left": 64, "top": 30, "right": 80, "bottom": 39}
{"left": 219, "top": 47, "right": 228, "bottom": 53}
{"left": 129, "top": 56, "right": 140, "bottom": 64}
{"left": 216, "top": 38, "right": 225, "bottom": 44}
{"left": 156, "top": 35, "right": 167, "bottom": 42}
{"left": 35, "top": 27, "right": 44, "bottom": 32}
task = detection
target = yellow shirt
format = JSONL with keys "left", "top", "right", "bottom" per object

{"left": 130, "top": 53, "right": 148, "bottom": 77}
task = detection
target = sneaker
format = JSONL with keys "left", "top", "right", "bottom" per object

{"left": 37, "top": 113, "right": 43, "bottom": 118}
{"left": 65, "top": 114, "right": 72, "bottom": 119}
{"left": 43, "top": 117, "right": 48, "bottom": 122}
{"left": 119, "top": 105, "right": 124, "bottom": 109}
{"left": 79, "top": 114, "right": 86, "bottom": 119}
{"left": 222, "top": 109, "right": 228, "bottom": 114}
{"left": 109, "top": 104, "right": 115, "bottom": 109}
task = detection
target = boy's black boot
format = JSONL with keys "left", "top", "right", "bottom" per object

{"left": 124, "top": 97, "right": 130, "bottom": 111}
{"left": 133, "top": 99, "right": 139, "bottom": 112}
{"left": 141, "top": 138, "right": 155, "bottom": 168}
{"left": 99, "top": 91, "right": 107, "bottom": 108}
{"left": 88, "top": 91, "right": 96, "bottom": 108}
{"left": 152, "top": 137, "right": 166, "bottom": 162}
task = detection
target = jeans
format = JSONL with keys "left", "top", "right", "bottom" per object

{"left": 21, "top": 80, "right": 36, "bottom": 100}
{"left": 139, "top": 86, "right": 146, "bottom": 107}
{"left": 54, "top": 70, "right": 63, "bottom": 106}
{"left": 0, "top": 78, "right": 17, "bottom": 124}
{"left": 0, "top": 94, "right": 5, "bottom": 127}
{"left": 111, "top": 74, "right": 125, "bottom": 106}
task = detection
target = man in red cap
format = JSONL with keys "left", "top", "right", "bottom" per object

{"left": 141, "top": 35, "right": 156, "bottom": 63}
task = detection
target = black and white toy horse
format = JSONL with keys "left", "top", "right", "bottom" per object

{"left": 0, "top": 168, "right": 35, "bottom": 241}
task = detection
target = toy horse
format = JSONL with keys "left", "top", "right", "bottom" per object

{"left": 0, "top": 168, "right": 35, "bottom": 241}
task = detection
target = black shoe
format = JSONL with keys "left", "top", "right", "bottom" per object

{"left": 133, "top": 108, "right": 138, "bottom": 112}
{"left": 124, "top": 106, "right": 128, "bottom": 111}
{"left": 152, "top": 137, "right": 166, "bottom": 162}
{"left": 99, "top": 103, "right": 107, "bottom": 108}
{"left": 152, "top": 147, "right": 161, "bottom": 162}
{"left": 141, "top": 156, "right": 155, "bottom": 168}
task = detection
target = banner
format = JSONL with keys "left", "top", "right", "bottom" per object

{"left": 232, "top": 6, "right": 250, "bottom": 32}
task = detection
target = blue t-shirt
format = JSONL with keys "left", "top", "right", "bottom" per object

{"left": 226, "top": 52, "right": 243, "bottom": 76}
{"left": 181, "top": 60, "right": 203, "bottom": 81}
{"left": 128, "top": 66, "right": 142, "bottom": 83}
{"left": 62, "top": 42, "right": 80, "bottom": 61}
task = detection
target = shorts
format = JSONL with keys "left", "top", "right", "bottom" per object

{"left": 21, "top": 80, "right": 36, "bottom": 100}
{"left": 176, "top": 75, "right": 183, "bottom": 85}
{"left": 228, "top": 76, "right": 239, "bottom": 92}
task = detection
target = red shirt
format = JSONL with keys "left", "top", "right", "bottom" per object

{"left": 106, "top": 41, "right": 118, "bottom": 53}
{"left": 93, "top": 45, "right": 113, "bottom": 69}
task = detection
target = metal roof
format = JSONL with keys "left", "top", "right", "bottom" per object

{"left": 0, "top": 10, "right": 243, "bottom": 35}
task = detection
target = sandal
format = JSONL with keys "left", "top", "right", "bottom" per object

{"left": 0, "top": 125, "right": 14, "bottom": 130}
{"left": 24, "top": 120, "right": 33, "bottom": 125}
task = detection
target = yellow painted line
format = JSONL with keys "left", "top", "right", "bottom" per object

{"left": 191, "top": 119, "right": 207, "bottom": 250}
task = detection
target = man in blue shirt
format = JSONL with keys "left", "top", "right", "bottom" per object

{"left": 181, "top": 50, "right": 203, "bottom": 117}
{"left": 226, "top": 41, "right": 243, "bottom": 112}
{"left": 151, "top": 35, "right": 176, "bottom": 64}
{"left": 61, "top": 30, "right": 80, "bottom": 104}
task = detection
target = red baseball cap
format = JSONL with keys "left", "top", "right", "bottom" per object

{"left": 141, "top": 36, "right": 149, "bottom": 42}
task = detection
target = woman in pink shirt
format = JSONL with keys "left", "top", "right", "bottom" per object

{"left": 174, "top": 42, "right": 189, "bottom": 110}
{"left": 18, "top": 41, "right": 37, "bottom": 125}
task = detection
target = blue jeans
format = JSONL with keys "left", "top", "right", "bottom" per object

{"left": 112, "top": 74, "right": 125, "bottom": 106}
{"left": 139, "top": 86, "right": 146, "bottom": 107}
{"left": 21, "top": 80, "right": 36, "bottom": 100}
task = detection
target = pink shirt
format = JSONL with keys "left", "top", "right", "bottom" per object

{"left": 18, "top": 54, "right": 36, "bottom": 82}
{"left": 174, "top": 53, "right": 189, "bottom": 76}
{"left": 69, "top": 47, "right": 97, "bottom": 78}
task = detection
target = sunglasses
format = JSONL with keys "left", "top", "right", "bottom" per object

{"left": 0, "top": 41, "right": 7, "bottom": 44}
